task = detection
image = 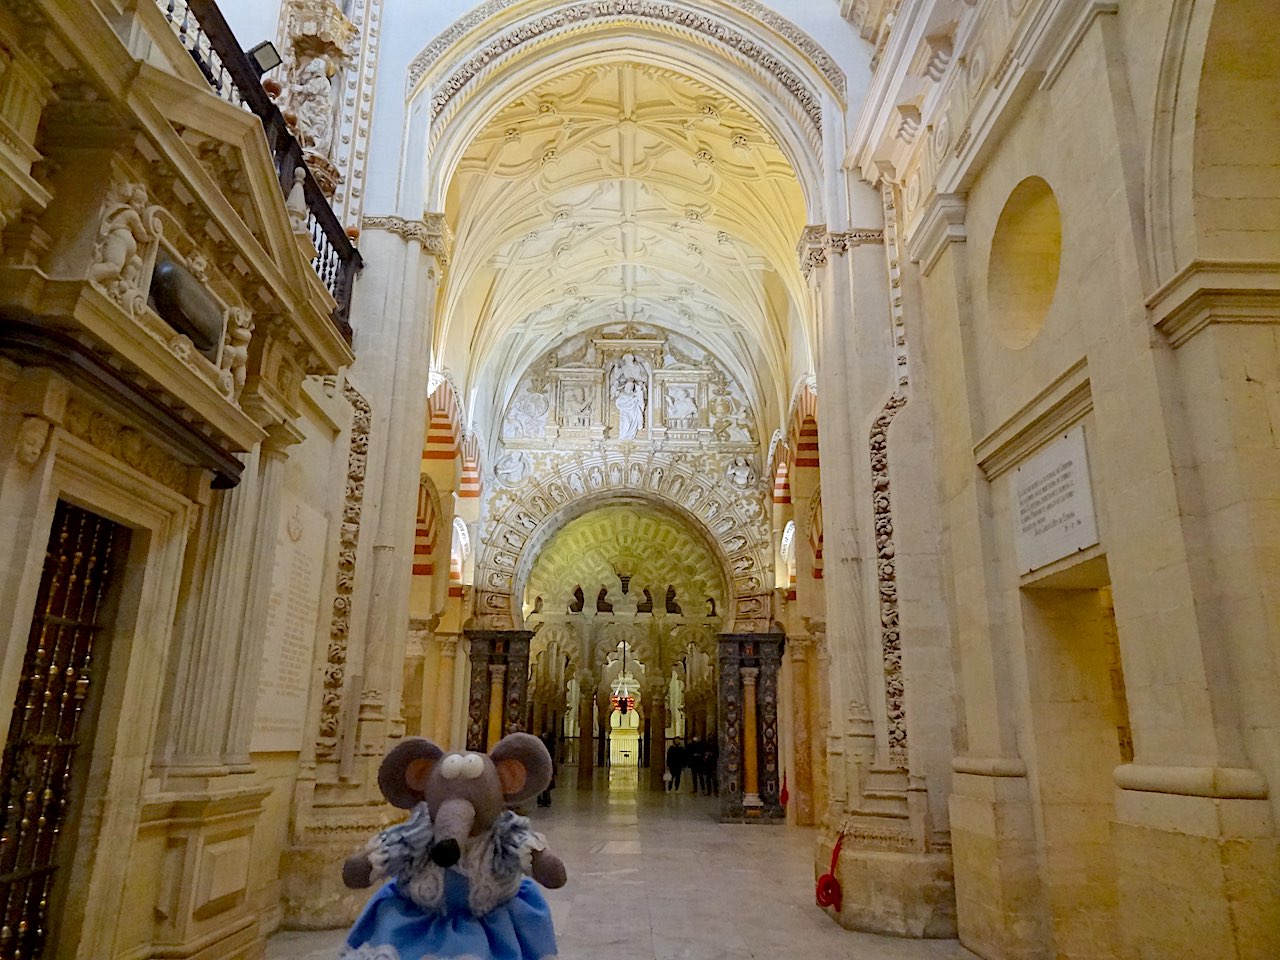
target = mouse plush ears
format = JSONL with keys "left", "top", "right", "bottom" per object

{"left": 377, "top": 738, "right": 444, "bottom": 809}
{"left": 491, "top": 733, "right": 552, "bottom": 803}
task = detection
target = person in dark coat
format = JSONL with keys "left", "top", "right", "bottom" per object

{"left": 537, "top": 730, "right": 557, "bottom": 806}
{"left": 686, "top": 739, "right": 705, "bottom": 793}
{"left": 704, "top": 736, "right": 719, "bottom": 796}
{"left": 665, "top": 739, "right": 686, "bottom": 791}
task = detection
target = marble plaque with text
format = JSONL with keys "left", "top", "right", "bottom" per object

{"left": 250, "top": 497, "right": 328, "bottom": 752}
{"left": 1012, "top": 424, "right": 1099, "bottom": 574}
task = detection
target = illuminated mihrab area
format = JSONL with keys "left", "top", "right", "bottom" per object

{"left": 0, "top": 1, "right": 1276, "bottom": 959}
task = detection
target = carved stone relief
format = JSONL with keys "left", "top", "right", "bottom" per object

{"left": 316, "top": 380, "right": 370, "bottom": 760}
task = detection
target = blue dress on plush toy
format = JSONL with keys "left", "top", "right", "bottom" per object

{"left": 341, "top": 805, "right": 558, "bottom": 960}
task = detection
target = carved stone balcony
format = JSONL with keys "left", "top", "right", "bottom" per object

{"left": 158, "top": 0, "right": 362, "bottom": 340}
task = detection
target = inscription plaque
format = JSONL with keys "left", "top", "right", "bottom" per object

{"left": 251, "top": 497, "right": 328, "bottom": 752}
{"left": 1013, "top": 424, "right": 1099, "bottom": 574}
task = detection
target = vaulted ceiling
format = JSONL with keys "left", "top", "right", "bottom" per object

{"left": 439, "top": 62, "right": 809, "bottom": 437}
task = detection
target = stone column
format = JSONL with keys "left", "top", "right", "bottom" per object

{"left": 789, "top": 638, "right": 815, "bottom": 824}
{"left": 433, "top": 636, "right": 458, "bottom": 748}
{"left": 741, "top": 667, "right": 761, "bottom": 807}
{"left": 576, "top": 682, "right": 595, "bottom": 788}
{"left": 532, "top": 699, "right": 545, "bottom": 738}
{"left": 649, "top": 690, "right": 667, "bottom": 792}
{"left": 486, "top": 664, "right": 506, "bottom": 750}
{"left": 465, "top": 636, "right": 491, "bottom": 751}
{"left": 162, "top": 449, "right": 261, "bottom": 777}
{"left": 353, "top": 222, "right": 445, "bottom": 745}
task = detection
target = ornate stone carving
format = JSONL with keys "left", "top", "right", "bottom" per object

{"left": 88, "top": 181, "right": 161, "bottom": 317}
{"left": 870, "top": 183, "right": 912, "bottom": 769}
{"left": 362, "top": 214, "right": 452, "bottom": 265}
{"left": 407, "top": 0, "right": 846, "bottom": 101}
{"left": 219, "top": 307, "right": 253, "bottom": 399}
{"left": 15, "top": 416, "right": 49, "bottom": 467}
{"left": 61, "top": 398, "right": 187, "bottom": 490}
{"left": 422, "top": 2, "right": 826, "bottom": 132}
{"left": 726, "top": 456, "right": 756, "bottom": 490}
{"left": 317, "top": 380, "right": 371, "bottom": 759}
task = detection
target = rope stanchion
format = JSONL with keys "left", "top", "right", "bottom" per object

{"left": 815, "top": 830, "right": 845, "bottom": 911}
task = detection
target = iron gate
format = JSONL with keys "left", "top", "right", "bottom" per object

{"left": 0, "top": 501, "right": 127, "bottom": 959}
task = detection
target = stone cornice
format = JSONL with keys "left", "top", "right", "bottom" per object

{"left": 407, "top": 0, "right": 846, "bottom": 100}
{"left": 1147, "top": 259, "right": 1280, "bottom": 348}
{"left": 362, "top": 214, "right": 452, "bottom": 265}
{"left": 797, "top": 225, "right": 886, "bottom": 278}
{"left": 906, "top": 193, "right": 967, "bottom": 277}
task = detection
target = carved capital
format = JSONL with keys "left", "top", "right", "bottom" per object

{"left": 362, "top": 214, "right": 452, "bottom": 266}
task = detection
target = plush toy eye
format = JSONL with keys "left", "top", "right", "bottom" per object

{"left": 460, "top": 753, "right": 486, "bottom": 780}
{"left": 440, "top": 754, "right": 466, "bottom": 780}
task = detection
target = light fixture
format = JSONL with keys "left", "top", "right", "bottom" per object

{"left": 246, "top": 41, "right": 283, "bottom": 77}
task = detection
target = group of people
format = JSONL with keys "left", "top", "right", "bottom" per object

{"left": 664, "top": 737, "right": 718, "bottom": 795}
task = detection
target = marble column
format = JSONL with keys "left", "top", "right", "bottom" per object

{"left": 576, "top": 684, "right": 595, "bottom": 788}
{"left": 465, "top": 636, "right": 491, "bottom": 751}
{"left": 741, "top": 667, "right": 761, "bottom": 807}
{"left": 434, "top": 636, "right": 458, "bottom": 748}
{"left": 532, "top": 699, "right": 545, "bottom": 738}
{"left": 649, "top": 690, "right": 667, "bottom": 792}
{"left": 486, "top": 664, "right": 507, "bottom": 750}
{"left": 789, "top": 638, "right": 815, "bottom": 824}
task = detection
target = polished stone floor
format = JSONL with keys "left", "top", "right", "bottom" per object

{"left": 265, "top": 766, "right": 973, "bottom": 960}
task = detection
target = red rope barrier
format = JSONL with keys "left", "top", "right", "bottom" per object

{"left": 815, "top": 830, "right": 844, "bottom": 911}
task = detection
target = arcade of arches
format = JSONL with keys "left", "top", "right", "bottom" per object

{"left": 0, "top": 0, "right": 1277, "bottom": 958}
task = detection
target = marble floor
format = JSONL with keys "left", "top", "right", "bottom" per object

{"left": 265, "top": 766, "right": 974, "bottom": 960}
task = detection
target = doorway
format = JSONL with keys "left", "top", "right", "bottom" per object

{"left": 0, "top": 501, "right": 129, "bottom": 959}
{"left": 1022, "top": 581, "right": 1130, "bottom": 958}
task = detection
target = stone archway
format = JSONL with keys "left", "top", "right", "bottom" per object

{"left": 472, "top": 449, "right": 773, "bottom": 633}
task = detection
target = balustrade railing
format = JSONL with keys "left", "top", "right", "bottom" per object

{"left": 158, "top": 0, "right": 361, "bottom": 340}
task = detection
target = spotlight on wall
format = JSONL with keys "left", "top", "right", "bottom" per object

{"left": 246, "top": 41, "right": 283, "bottom": 76}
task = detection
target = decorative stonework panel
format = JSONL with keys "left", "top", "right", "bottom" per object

{"left": 316, "top": 380, "right": 370, "bottom": 760}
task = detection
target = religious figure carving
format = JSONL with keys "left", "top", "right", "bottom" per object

{"left": 726, "top": 456, "right": 757, "bottom": 490}
{"left": 665, "top": 385, "right": 698, "bottom": 428}
{"left": 89, "top": 182, "right": 159, "bottom": 317}
{"left": 561, "top": 384, "right": 593, "bottom": 428}
{"left": 609, "top": 353, "right": 647, "bottom": 440}
{"left": 290, "top": 58, "right": 335, "bottom": 153}
{"left": 493, "top": 451, "right": 531, "bottom": 487}
{"left": 503, "top": 386, "right": 550, "bottom": 439}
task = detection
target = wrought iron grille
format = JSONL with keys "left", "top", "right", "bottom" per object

{"left": 0, "top": 502, "right": 127, "bottom": 959}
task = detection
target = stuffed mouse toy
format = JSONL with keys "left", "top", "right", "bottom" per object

{"left": 340, "top": 732, "right": 567, "bottom": 960}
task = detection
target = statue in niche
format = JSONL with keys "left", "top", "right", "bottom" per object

{"left": 665, "top": 385, "right": 698, "bottom": 428}
{"left": 568, "top": 473, "right": 585, "bottom": 496}
{"left": 648, "top": 467, "right": 663, "bottom": 490}
{"left": 290, "top": 58, "right": 335, "bottom": 153}
{"left": 504, "top": 385, "right": 550, "bottom": 439}
{"left": 628, "top": 462, "right": 643, "bottom": 487}
{"left": 588, "top": 465, "right": 605, "bottom": 488}
{"left": 562, "top": 384, "right": 593, "bottom": 428}
{"left": 608, "top": 462, "right": 622, "bottom": 485}
{"left": 726, "top": 456, "right": 756, "bottom": 490}
{"left": 609, "top": 353, "right": 647, "bottom": 440}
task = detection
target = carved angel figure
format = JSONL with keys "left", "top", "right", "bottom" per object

{"left": 503, "top": 386, "right": 550, "bottom": 439}
{"left": 89, "top": 183, "right": 157, "bottom": 317}
{"left": 220, "top": 308, "right": 254, "bottom": 400}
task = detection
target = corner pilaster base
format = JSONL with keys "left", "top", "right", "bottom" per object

{"left": 949, "top": 770, "right": 1050, "bottom": 960}
{"left": 281, "top": 804, "right": 400, "bottom": 929}
{"left": 817, "top": 832, "right": 956, "bottom": 938}
{"left": 1113, "top": 789, "right": 1280, "bottom": 960}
